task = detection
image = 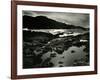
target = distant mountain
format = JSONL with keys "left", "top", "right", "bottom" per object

{"left": 23, "top": 15, "right": 88, "bottom": 30}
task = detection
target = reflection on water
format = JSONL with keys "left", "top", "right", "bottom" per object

{"left": 23, "top": 29, "right": 89, "bottom": 68}
{"left": 42, "top": 46, "right": 88, "bottom": 67}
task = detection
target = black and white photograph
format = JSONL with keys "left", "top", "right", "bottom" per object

{"left": 11, "top": 1, "right": 97, "bottom": 79}
{"left": 22, "top": 11, "right": 90, "bottom": 69}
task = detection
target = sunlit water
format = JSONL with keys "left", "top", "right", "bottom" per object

{"left": 42, "top": 46, "right": 87, "bottom": 67}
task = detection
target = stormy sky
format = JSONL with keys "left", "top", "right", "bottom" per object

{"left": 23, "top": 11, "right": 89, "bottom": 28}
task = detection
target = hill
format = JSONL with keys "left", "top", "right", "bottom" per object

{"left": 23, "top": 15, "right": 88, "bottom": 30}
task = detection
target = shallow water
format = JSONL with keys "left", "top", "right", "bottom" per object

{"left": 42, "top": 46, "right": 87, "bottom": 67}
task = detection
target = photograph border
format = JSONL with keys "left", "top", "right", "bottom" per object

{"left": 11, "top": 0, "right": 97, "bottom": 79}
